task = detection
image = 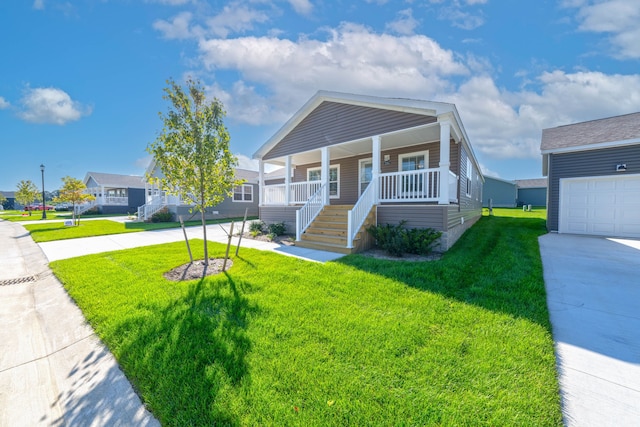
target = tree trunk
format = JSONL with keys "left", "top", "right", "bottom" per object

{"left": 201, "top": 209, "right": 208, "bottom": 265}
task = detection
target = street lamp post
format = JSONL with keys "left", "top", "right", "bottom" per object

{"left": 40, "top": 164, "right": 46, "bottom": 220}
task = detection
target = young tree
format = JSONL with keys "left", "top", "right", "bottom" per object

{"left": 54, "top": 176, "right": 95, "bottom": 225}
{"left": 147, "top": 78, "right": 243, "bottom": 265}
{"left": 15, "top": 180, "right": 40, "bottom": 216}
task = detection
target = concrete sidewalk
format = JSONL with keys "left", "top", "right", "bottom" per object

{"left": 0, "top": 220, "right": 159, "bottom": 427}
{"left": 539, "top": 233, "right": 640, "bottom": 427}
{"left": 38, "top": 221, "right": 345, "bottom": 263}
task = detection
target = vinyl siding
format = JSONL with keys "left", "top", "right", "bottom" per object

{"left": 517, "top": 188, "right": 547, "bottom": 207}
{"left": 547, "top": 145, "right": 640, "bottom": 231}
{"left": 259, "top": 206, "right": 298, "bottom": 232}
{"left": 376, "top": 205, "right": 447, "bottom": 231}
{"left": 483, "top": 177, "right": 517, "bottom": 207}
{"left": 264, "top": 101, "right": 436, "bottom": 160}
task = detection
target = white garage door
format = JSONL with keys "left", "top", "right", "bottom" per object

{"left": 559, "top": 174, "right": 640, "bottom": 238}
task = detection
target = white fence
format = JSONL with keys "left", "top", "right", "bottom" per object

{"left": 263, "top": 181, "right": 322, "bottom": 205}
{"left": 378, "top": 168, "right": 440, "bottom": 202}
{"left": 347, "top": 180, "right": 376, "bottom": 248}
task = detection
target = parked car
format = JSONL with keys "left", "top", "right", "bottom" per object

{"left": 25, "top": 203, "right": 54, "bottom": 211}
{"left": 55, "top": 203, "right": 71, "bottom": 211}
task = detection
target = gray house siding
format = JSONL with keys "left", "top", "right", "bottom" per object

{"left": 483, "top": 177, "right": 517, "bottom": 207}
{"left": 547, "top": 145, "right": 640, "bottom": 231}
{"left": 259, "top": 206, "right": 298, "bottom": 232}
{"left": 171, "top": 183, "right": 259, "bottom": 220}
{"left": 517, "top": 188, "right": 547, "bottom": 207}
{"left": 264, "top": 101, "right": 436, "bottom": 160}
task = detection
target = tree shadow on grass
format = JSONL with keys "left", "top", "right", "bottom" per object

{"left": 337, "top": 216, "right": 553, "bottom": 330}
{"left": 111, "top": 273, "right": 257, "bottom": 426}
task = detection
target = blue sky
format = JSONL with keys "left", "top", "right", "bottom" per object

{"left": 1, "top": 0, "right": 639, "bottom": 192}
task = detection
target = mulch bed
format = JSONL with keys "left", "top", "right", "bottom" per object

{"left": 164, "top": 258, "right": 233, "bottom": 281}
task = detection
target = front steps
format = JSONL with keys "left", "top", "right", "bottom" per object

{"left": 295, "top": 205, "right": 376, "bottom": 254}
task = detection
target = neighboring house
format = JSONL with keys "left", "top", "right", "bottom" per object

{"left": 515, "top": 178, "right": 547, "bottom": 207}
{"left": 140, "top": 163, "right": 259, "bottom": 221}
{"left": 482, "top": 176, "right": 517, "bottom": 208}
{"left": 253, "top": 90, "right": 484, "bottom": 253}
{"left": 81, "top": 172, "right": 146, "bottom": 215}
{"left": 0, "top": 191, "right": 18, "bottom": 210}
{"left": 541, "top": 112, "right": 640, "bottom": 238}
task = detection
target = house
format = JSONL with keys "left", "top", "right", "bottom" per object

{"left": 515, "top": 178, "right": 547, "bottom": 207}
{"left": 140, "top": 163, "right": 259, "bottom": 221}
{"left": 541, "top": 112, "right": 640, "bottom": 238}
{"left": 482, "top": 176, "right": 517, "bottom": 208}
{"left": 0, "top": 191, "right": 18, "bottom": 210}
{"left": 253, "top": 90, "right": 484, "bottom": 253}
{"left": 81, "top": 172, "right": 146, "bottom": 215}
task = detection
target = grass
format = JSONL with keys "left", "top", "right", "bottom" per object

{"left": 23, "top": 217, "right": 256, "bottom": 242}
{"left": 49, "top": 208, "right": 561, "bottom": 426}
{"left": 0, "top": 209, "right": 81, "bottom": 221}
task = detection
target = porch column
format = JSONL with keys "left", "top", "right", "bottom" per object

{"left": 258, "top": 160, "right": 264, "bottom": 206}
{"left": 372, "top": 135, "right": 381, "bottom": 203}
{"left": 284, "top": 155, "right": 291, "bottom": 205}
{"left": 438, "top": 119, "right": 451, "bottom": 204}
{"left": 321, "top": 146, "right": 330, "bottom": 205}
{"left": 101, "top": 185, "right": 105, "bottom": 204}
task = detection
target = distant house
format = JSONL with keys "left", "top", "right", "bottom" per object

{"left": 253, "top": 90, "right": 484, "bottom": 253}
{"left": 0, "top": 191, "right": 18, "bottom": 210}
{"left": 80, "top": 172, "right": 146, "bottom": 215}
{"left": 140, "top": 163, "right": 259, "bottom": 221}
{"left": 515, "top": 178, "right": 547, "bottom": 207}
{"left": 482, "top": 176, "right": 517, "bottom": 208}
{"left": 541, "top": 112, "right": 640, "bottom": 238}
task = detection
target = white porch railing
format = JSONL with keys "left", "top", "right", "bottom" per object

{"left": 74, "top": 200, "right": 97, "bottom": 215}
{"left": 378, "top": 168, "right": 440, "bottom": 202}
{"left": 449, "top": 171, "right": 459, "bottom": 203}
{"left": 103, "top": 196, "right": 128, "bottom": 205}
{"left": 264, "top": 181, "right": 322, "bottom": 205}
{"left": 137, "top": 200, "right": 167, "bottom": 222}
{"left": 295, "top": 184, "right": 326, "bottom": 241}
{"left": 347, "top": 181, "right": 376, "bottom": 248}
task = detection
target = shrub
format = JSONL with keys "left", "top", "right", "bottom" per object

{"left": 367, "top": 220, "right": 442, "bottom": 257}
{"left": 267, "top": 221, "right": 287, "bottom": 236}
{"left": 249, "top": 220, "right": 265, "bottom": 236}
{"left": 151, "top": 209, "right": 174, "bottom": 223}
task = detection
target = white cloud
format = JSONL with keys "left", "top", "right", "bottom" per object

{"left": 198, "top": 23, "right": 468, "bottom": 124}
{"left": 206, "top": 4, "right": 270, "bottom": 38}
{"left": 0, "top": 97, "right": 9, "bottom": 109}
{"left": 569, "top": 0, "right": 640, "bottom": 59}
{"left": 33, "top": 0, "right": 44, "bottom": 10}
{"left": 235, "top": 154, "right": 259, "bottom": 171}
{"left": 385, "top": 8, "right": 419, "bottom": 35}
{"left": 153, "top": 11, "right": 199, "bottom": 40}
{"left": 445, "top": 71, "right": 640, "bottom": 160}
{"left": 18, "top": 87, "right": 91, "bottom": 125}
{"left": 287, "top": 0, "right": 313, "bottom": 15}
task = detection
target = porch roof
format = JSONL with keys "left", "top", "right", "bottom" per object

{"left": 83, "top": 172, "right": 145, "bottom": 189}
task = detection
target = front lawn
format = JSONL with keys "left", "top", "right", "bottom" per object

{"left": 24, "top": 217, "right": 255, "bottom": 242}
{"left": 49, "top": 211, "right": 561, "bottom": 426}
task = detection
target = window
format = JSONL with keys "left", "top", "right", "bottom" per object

{"left": 233, "top": 184, "right": 253, "bottom": 202}
{"left": 466, "top": 156, "right": 472, "bottom": 197}
{"left": 359, "top": 158, "right": 372, "bottom": 195}
{"left": 307, "top": 165, "right": 340, "bottom": 198}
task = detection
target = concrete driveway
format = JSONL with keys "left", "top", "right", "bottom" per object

{"left": 539, "top": 233, "right": 640, "bottom": 426}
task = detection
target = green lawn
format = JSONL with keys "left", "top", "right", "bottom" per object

{"left": 24, "top": 217, "right": 255, "bottom": 242}
{"left": 49, "top": 209, "right": 561, "bottom": 426}
{"left": 0, "top": 209, "right": 80, "bottom": 221}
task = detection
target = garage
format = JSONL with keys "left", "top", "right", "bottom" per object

{"left": 559, "top": 174, "right": 640, "bottom": 238}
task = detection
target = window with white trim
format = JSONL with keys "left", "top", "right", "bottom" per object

{"left": 466, "top": 156, "right": 472, "bottom": 197}
{"left": 307, "top": 165, "right": 340, "bottom": 198}
{"left": 233, "top": 184, "right": 253, "bottom": 202}
{"left": 399, "top": 150, "right": 429, "bottom": 195}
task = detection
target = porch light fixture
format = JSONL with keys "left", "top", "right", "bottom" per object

{"left": 616, "top": 163, "right": 627, "bottom": 172}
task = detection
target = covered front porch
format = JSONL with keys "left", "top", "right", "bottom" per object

{"left": 257, "top": 115, "right": 462, "bottom": 252}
